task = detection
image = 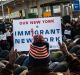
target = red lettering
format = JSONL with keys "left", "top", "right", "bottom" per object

{"left": 26, "top": 21, "right": 28, "bottom": 24}
{"left": 23, "top": 22, "right": 25, "bottom": 25}
{"left": 19, "top": 22, "right": 22, "bottom": 25}
{"left": 36, "top": 21, "right": 40, "bottom": 24}
{"left": 19, "top": 21, "right": 29, "bottom": 25}
{"left": 42, "top": 19, "right": 54, "bottom": 23}
{"left": 30, "top": 21, "right": 34, "bottom": 24}
{"left": 30, "top": 21, "right": 41, "bottom": 24}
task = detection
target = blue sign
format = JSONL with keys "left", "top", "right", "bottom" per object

{"left": 73, "top": 0, "right": 80, "bottom": 11}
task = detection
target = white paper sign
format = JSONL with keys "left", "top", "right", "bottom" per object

{"left": 2, "top": 33, "right": 7, "bottom": 40}
{"left": 64, "top": 30, "right": 71, "bottom": 35}
{"left": 13, "top": 17, "right": 62, "bottom": 51}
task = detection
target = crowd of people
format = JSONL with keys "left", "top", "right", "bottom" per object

{"left": 0, "top": 18, "right": 80, "bottom": 75}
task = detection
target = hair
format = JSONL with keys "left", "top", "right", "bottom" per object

{"left": 33, "top": 35, "right": 44, "bottom": 43}
{"left": 33, "top": 35, "right": 38, "bottom": 43}
{"left": 76, "top": 39, "right": 80, "bottom": 45}
{"left": 14, "top": 66, "right": 27, "bottom": 75}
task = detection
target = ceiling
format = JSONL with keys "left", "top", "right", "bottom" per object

{"left": 0, "top": 0, "right": 71, "bottom": 15}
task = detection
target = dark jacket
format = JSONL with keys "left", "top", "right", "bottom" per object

{"left": 66, "top": 53, "right": 80, "bottom": 72}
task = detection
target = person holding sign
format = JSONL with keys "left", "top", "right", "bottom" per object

{"left": 28, "top": 35, "right": 50, "bottom": 70}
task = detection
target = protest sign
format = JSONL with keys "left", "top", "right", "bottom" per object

{"left": 13, "top": 17, "right": 62, "bottom": 51}
{"left": 73, "top": 0, "right": 80, "bottom": 11}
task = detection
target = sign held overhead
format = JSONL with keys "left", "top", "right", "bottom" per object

{"left": 13, "top": 17, "right": 62, "bottom": 51}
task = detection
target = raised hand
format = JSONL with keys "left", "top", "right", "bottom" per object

{"left": 58, "top": 42, "right": 69, "bottom": 54}
{"left": 9, "top": 47, "right": 17, "bottom": 65}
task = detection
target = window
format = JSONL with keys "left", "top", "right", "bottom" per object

{"left": 53, "top": 5, "right": 60, "bottom": 13}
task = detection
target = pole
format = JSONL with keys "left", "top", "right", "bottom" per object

{"left": 1, "top": 1, "right": 5, "bottom": 22}
{"left": 7, "top": 6, "right": 11, "bottom": 22}
{"left": 70, "top": 3, "right": 73, "bottom": 19}
{"left": 36, "top": 0, "right": 42, "bottom": 18}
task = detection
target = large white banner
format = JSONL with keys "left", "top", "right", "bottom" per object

{"left": 13, "top": 17, "right": 62, "bottom": 51}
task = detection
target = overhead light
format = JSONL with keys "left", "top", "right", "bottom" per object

{"left": 22, "top": 0, "right": 24, "bottom": 2}
{"left": 0, "top": 0, "right": 6, "bottom": 1}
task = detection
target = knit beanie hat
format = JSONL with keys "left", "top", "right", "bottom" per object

{"left": 33, "top": 35, "right": 44, "bottom": 43}
{"left": 29, "top": 35, "right": 49, "bottom": 59}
